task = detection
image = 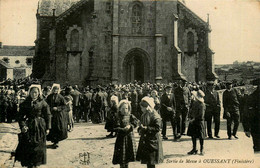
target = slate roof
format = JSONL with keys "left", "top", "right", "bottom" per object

{"left": 178, "top": 1, "right": 209, "bottom": 28}
{"left": 38, "top": 0, "right": 81, "bottom": 16}
{"left": 0, "top": 46, "right": 35, "bottom": 56}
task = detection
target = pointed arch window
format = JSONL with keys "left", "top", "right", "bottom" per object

{"left": 184, "top": 28, "right": 198, "bottom": 56}
{"left": 66, "top": 25, "right": 83, "bottom": 52}
{"left": 70, "top": 29, "right": 79, "bottom": 51}
{"left": 132, "top": 4, "right": 142, "bottom": 34}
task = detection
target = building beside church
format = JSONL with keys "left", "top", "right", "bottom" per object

{"left": 33, "top": 0, "right": 218, "bottom": 86}
{"left": 0, "top": 43, "right": 34, "bottom": 81}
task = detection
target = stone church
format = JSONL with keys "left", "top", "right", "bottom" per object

{"left": 33, "top": 0, "right": 218, "bottom": 86}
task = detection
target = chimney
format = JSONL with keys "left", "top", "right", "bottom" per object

{"left": 0, "top": 42, "right": 3, "bottom": 49}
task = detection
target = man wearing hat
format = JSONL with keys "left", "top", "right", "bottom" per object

{"left": 204, "top": 81, "right": 221, "bottom": 138}
{"left": 174, "top": 79, "right": 191, "bottom": 136}
{"left": 160, "top": 85, "right": 177, "bottom": 140}
{"left": 243, "top": 79, "right": 260, "bottom": 153}
{"left": 223, "top": 81, "right": 240, "bottom": 139}
{"left": 70, "top": 85, "right": 82, "bottom": 122}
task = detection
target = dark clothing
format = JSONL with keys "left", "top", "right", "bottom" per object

{"left": 204, "top": 89, "right": 221, "bottom": 137}
{"left": 83, "top": 92, "right": 92, "bottom": 122}
{"left": 239, "top": 93, "right": 248, "bottom": 122}
{"left": 15, "top": 97, "right": 51, "bottom": 167}
{"left": 187, "top": 99, "right": 206, "bottom": 139}
{"left": 1, "top": 95, "right": 13, "bottom": 122}
{"left": 174, "top": 86, "right": 191, "bottom": 134}
{"left": 136, "top": 92, "right": 144, "bottom": 120}
{"left": 70, "top": 89, "right": 82, "bottom": 122}
{"left": 46, "top": 93, "right": 68, "bottom": 143}
{"left": 136, "top": 111, "right": 164, "bottom": 165}
{"left": 105, "top": 104, "right": 118, "bottom": 132}
{"left": 160, "top": 93, "right": 176, "bottom": 120}
{"left": 223, "top": 88, "right": 240, "bottom": 114}
{"left": 112, "top": 114, "right": 138, "bottom": 165}
{"left": 91, "top": 91, "right": 104, "bottom": 123}
{"left": 243, "top": 87, "right": 260, "bottom": 152}
{"left": 223, "top": 88, "right": 240, "bottom": 137}
{"left": 174, "top": 86, "right": 191, "bottom": 109}
{"left": 160, "top": 93, "right": 177, "bottom": 137}
{"left": 130, "top": 91, "right": 138, "bottom": 119}
{"left": 226, "top": 113, "right": 239, "bottom": 137}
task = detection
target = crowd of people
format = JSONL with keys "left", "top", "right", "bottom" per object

{"left": 0, "top": 77, "right": 259, "bottom": 168}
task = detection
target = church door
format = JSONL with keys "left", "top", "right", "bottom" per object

{"left": 122, "top": 49, "right": 150, "bottom": 84}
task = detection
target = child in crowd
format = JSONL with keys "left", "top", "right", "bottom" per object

{"left": 112, "top": 100, "right": 139, "bottom": 168}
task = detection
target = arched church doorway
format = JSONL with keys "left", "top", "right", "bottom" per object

{"left": 122, "top": 48, "right": 151, "bottom": 83}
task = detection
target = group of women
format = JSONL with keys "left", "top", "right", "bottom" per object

{"left": 110, "top": 87, "right": 207, "bottom": 168}
{"left": 13, "top": 82, "right": 207, "bottom": 168}
{"left": 15, "top": 84, "right": 68, "bottom": 168}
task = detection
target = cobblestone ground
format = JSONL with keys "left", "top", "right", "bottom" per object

{"left": 1, "top": 121, "right": 260, "bottom": 168}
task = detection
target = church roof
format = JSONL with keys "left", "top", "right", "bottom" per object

{"left": 178, "top": 1, "right": 209, "bottom": 29}
{"left": 0, "top": 46, "right": 35, "bottom": 56}
{"left": 56, "top": 0, "right": 90, "bottom": 23}
{"left": 38, "top": 0, "right": 81, "bottom": 16}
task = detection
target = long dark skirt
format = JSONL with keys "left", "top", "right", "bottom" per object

{"left": 105, "top": 109, "right": 117, "bottom": 132}
{"left": 47, "top": 110, "right": 68, "bottom": 143}
{"left": 15, "top": 118, "right": 47, "bottom": 167}
{"left": 112, "top": 132, "right": 137, "bottom": 165}
{"left": 136, "top": 132, "right": 164, "bottom": 165}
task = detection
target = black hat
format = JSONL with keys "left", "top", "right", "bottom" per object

{"left": 164, "top": 85, "right": 172, "bottom": 90}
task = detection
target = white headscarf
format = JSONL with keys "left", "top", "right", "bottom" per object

{"left": 28, "top": 84, "right": 42, "bottom": 97}
{"left": 141, "top": 96, "right": 155, "bottom": 109}
{"left": 111, "top": 95, "right": 119, "bottom": 107}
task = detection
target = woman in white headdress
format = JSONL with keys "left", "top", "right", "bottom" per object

{"left": 136, "top": 96, "right": 164, "bottom": 168}
{"left": 46, "top": 84, "right": 68, "bottom": 148}
{"left": 15, "top": 85, "right": 51, "bottom": 168}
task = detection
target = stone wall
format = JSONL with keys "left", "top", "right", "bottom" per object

{"left": 38, "top": 0, "right": 216, "bottom": 86}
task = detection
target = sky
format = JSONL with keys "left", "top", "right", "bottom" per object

{"left": 0, "top": 0, "right": 259, "bottom": 64}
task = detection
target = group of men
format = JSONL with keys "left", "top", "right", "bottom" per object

{"left": 0, "top": 77, "right": 259, "bottom": 152}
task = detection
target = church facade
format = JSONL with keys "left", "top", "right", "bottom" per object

{"left": 33, "top": 0, "right": 218, "bottom": 86}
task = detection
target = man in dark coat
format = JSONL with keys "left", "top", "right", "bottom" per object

{"left": 70, "top": 85, "right": 82, "bottom": 122}
{"left": 204, "top": 81, "right": 221, "bottom": 138}
{"left": 174, "top": 79, "right": 191, "bottom": 136}
{"left": 83, "top": 87, "right": 92, "bottom": 122}
{"left": 243, "top": 80, "right": 260, "bottom": 153}
{"left": 160, "top": 85, "right": 177, "bottom": 140}
{"left": 136, "top": 87, "right": 144, "bottom": 120}
{"left": 223, "top": 82, "right": 240, "bottom": 139}
{"left": 129, "top": 86, "right": 138, "bottom": 119}
{"left": 92, "top": 86, "right": 104, "bottom": 123}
